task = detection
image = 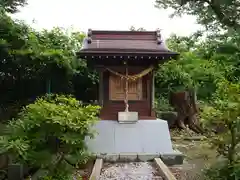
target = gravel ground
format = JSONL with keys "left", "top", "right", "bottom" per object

{"left": 99, "top": 162, "right": 163, "bottom": 180}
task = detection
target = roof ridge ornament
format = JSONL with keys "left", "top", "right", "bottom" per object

{"left": 156, "top": 28, "right": 162, "bottom": 45}
{"left": 87, "top": 29, "right": 92, "bottom": 44}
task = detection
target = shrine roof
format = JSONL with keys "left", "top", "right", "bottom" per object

{"left": 77, "top": 29, "right": 179, "bottom": 58}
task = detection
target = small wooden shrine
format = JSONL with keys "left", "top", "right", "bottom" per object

{"left": 78, "top": 29, "right": 183, "bottom": 159}
{"left": 78, "top": 29, "right": 178, "bottom": 121}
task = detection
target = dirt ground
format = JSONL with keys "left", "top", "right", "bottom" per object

{"left": 170, "top": 129, "right": 218, "bottom": 180}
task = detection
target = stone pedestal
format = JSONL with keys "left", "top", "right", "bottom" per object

{"left": 85, "top": 120, "right": 181, "bottom": 162}
{"left": 118, "top": 111, "right": 138, "bottom": 123}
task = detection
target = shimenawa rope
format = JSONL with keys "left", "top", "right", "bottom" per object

{"left": 105, "top": 66, "right": 154, "bottom": 80}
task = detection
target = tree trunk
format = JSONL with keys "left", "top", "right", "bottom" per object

{"left": 169, "top": 90, "right": 204, "bottom": 134}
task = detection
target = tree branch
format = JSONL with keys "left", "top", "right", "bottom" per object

{"left": 208, "top": 0, "right": 240, "bottom": 29}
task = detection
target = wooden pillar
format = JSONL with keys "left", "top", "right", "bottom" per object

{"left": 151, "top": 71, "right": 155, "bottom": 108}
{"left": 150, "top": 71, "right": 156, "bottom": 118}
{"left": 124, "top": 61, "right": 129, "bottom": 112}
{"left": 98, "top": 68, "right": 104, "bottom": 107}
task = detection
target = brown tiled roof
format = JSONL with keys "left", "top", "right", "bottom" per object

{"left": 78, "top": 30, "right": 179, "bottom": 57}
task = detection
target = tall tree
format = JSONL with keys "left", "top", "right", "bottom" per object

{"left": 0, "top": 11, "right": 98, "bottom": 122}
{"left": 155, "top": 0, "right": 240, "bottom": 30}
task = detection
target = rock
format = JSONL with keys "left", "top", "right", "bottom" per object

{"left": 158, "top": 111, "right": 177, "bottom": 127}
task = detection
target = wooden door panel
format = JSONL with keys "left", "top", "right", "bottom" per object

{"left": 109, "top": 75, "right": 142, "bottom": 100}
{"left": 109, "top": 75, "right": 124, "bottom": 100}
{"left": 128, "top": 79, "right": 142, "bottom": 100}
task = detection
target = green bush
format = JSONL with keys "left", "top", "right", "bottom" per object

{"left": 155, "top": 52, "right": 228, "bottom": 101}
{"left": 0, "top": 94, "right": 100, "bottom": 178}
{"left": 203, "top": 160, "right": 240, "bottom": 180}
{"left": 201, "top": 80, "right": 240, "bottom": 180}
{"left": 154, "top": 96, "right": 173, "bottom": 113}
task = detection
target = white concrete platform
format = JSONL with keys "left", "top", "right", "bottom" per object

{"left": 85, "top": 119, "right": 174, "bottom": 155}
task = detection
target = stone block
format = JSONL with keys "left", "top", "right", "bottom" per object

{"left": 96, "top": 153, "right": 107, "bottom": 159}
{"left": 160, "top": 150, "right": 184, "bottom": 165}
{"left": 137, "top": 153, "right": 160, "bottom": 161}
{"left": 85, "top": 120, "right": 175, "bottom": 156}
{"left": 119, "top": 153, "right": 138, "bottom": 162}
{"left": 104, "top": 154, "right": 119, "bottom": 162}
{"left": 118, "top": 111, "right": 138, "bottom": 123}
{"left": 158, "top": 111, "right": 177, "bottom": 127}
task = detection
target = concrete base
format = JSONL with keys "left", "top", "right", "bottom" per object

{"left": 118, "top": 111, "right": 138, "bottom": 123}
{"left": 160, "top": 150, "right": 184, "bottom": 165}
{"left": 94, "top": 151, "right": 184, "bottom": 164}
{"left": 85, "top": 119, "right": 183, "bottom": 164}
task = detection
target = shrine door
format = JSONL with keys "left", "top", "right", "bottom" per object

{"left": 109, "top": 74, "right": 142, "bottom": 101}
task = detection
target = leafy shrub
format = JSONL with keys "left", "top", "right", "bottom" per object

{"left": 201, "top": 80, "right": 240, "bottom": 180}
{"left": 154, "top": 96, "right": 173, "bottom": 113}
{"left": 203, "top": 159, "right": 240, "bottom": 180}
{"left": 0, "top": 94, "right": 100, "bottom": 178}
{"left": 155, "top": 52, "right": 228, "bottom": 100}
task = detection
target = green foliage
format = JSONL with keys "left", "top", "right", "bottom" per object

{"left": 201, "top": 80, "right": 240, "bottom": 179}
{"left": 154, "top": 96, "right": 175, "bottom": 122}
{"left": 154, "top": 1, "right": 240, "bottom": 178}
{"left": 203, "top": 160, "right": 240, "bottom": 180}
{"left": 38, "top": 167, "right": 80, "bottom": 180}
{"left": 0, "top": 10, "right": 85, "bottom": 82}
{"left": 0, "top": 10, "right": 98, "bottom": 121}
{"left": 166, "top": 32, "right": 202, "bottom": 53}
{"left": 155, "top": 0, "right": 240, "bottom": 30}
{"left": 155, "top": 52, "right": 228, "bottom": 100}
{"left": 154, "top": 96, "right": 173, "bottom": 112}
{"left": 0, "top": 0, "right": 27, "bottom": 13}
{"left": 0, "top": 95, "right": 100, "bottom": 177}
{"left": 155, "top": 30, "right": 239, "bottom": 105}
